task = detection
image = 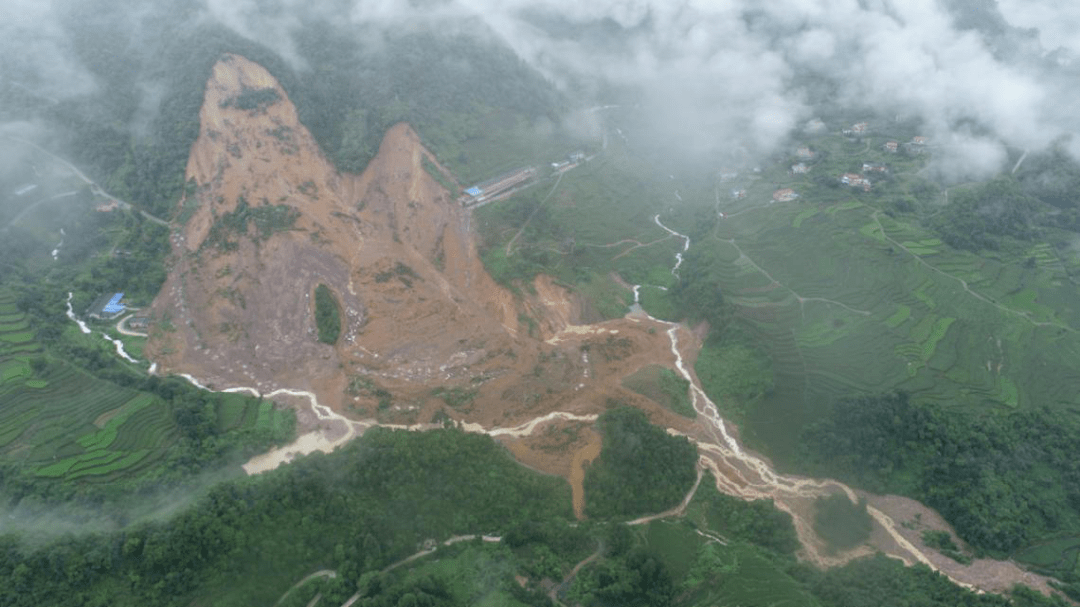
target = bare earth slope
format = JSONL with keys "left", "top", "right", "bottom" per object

{"left": 146, "top": 54, "right": 1063, "bottom": 600}
{"left": 149, "top": 54, "right": 522, "bottom": 408}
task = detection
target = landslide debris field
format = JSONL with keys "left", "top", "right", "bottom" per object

{"left": 132, "top": 54, "right": 1075, "bottom": 599}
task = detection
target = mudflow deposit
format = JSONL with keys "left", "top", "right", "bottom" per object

{"left": 146, "top": 54, "right": 1058, "bottom": 597}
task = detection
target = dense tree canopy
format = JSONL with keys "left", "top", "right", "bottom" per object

{"left": 797, "top": 392, "right": 1080, "bottom": 555}
{"left": 584, "top": 406, "right": 698, "bottom": 519}
{"left": 0, "top": 428, "right": 573, "bottom": 607}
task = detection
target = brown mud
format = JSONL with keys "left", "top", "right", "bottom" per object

{"left": 144, "top": 53, "right": 1065, "bottom": 602}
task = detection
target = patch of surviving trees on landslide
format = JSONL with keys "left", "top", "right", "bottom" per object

{"left": 314, "top": 284, "right": 341, "bottom": 345}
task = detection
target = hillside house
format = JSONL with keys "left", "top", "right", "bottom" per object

{"left": 843, "top": 122, "right": 869, "bottom": 136}
{"left": 884, "top": 141, "right": 899, "bottom": 153}
{"left": 772, "top": 188, "right": 799, "bottom": 202}
{"left": 791, "top": 163, "right": 810, "bottom": 174}
{"left": 911, "top": 136, "right": 929, "bottom": 145}
{"left": 88, "top": 293, "right": 127, "bottom": 320}
{"left": 804, "top": 119, "right": 826, "bottom": 134}
{"left": 730, "top": 189, "right": 747, "bottom": 200}
{"left": 796, "top": 147, "right": 814, "bottom": 159}
{"left": 862, "top": 163, "right": 888, "bottom": 173}
{"left": 840, "top": 173, "right": 872, "bottom": 191}
{"left": 127, "top": 316, "right": 150, "bottom": 330}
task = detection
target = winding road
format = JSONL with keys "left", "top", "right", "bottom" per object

{"left": 5, "top": 135, "right": 170, "bottom": 227}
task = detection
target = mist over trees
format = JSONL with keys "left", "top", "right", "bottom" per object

{"left": 5, "top": 1, "right": 1080, "bottom": 605}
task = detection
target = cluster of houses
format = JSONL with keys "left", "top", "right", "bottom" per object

{"left": 717, "top": 120, "right": 931, "bottom": 207}
{"left": 839, "top": 163, "right": 889, "bottom": 191}
{"left": 772, "top": 188, "right": 799, "bottom": 202}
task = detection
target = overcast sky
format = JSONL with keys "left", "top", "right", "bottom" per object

{"left": 3, "top": 0, "right": 1080, "bottom": 180}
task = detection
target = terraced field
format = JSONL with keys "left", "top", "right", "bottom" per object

{"left": 1, "top": 287, "right": 296, "bottom": 482}
{"left": 703, "top": 181, "right": 1080, "bottom": 465}
{"left": 644, "top": 519, "right": 816, "bottom": 607}
{"left": 0, "top": 357, "right": 174, "bottom": 480}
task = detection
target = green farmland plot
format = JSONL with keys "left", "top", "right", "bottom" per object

{"left": 691, "top": 185, "right": 1080, "bottom": 468}
{"left": 0, "top": 361, "right": 173, "bottom": 481}
{"left": 0, "top": 326, "right": 289, "bottom": 484}
{"left": 1016, "top": 536, "right": 1080, "bottom": 578}
{"left": 641, "top": 519, "right": 817, "bottom": 607}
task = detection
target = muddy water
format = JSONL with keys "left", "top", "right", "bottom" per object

{"left": 633, "top": 215, "right": 1062, "bottom": 595}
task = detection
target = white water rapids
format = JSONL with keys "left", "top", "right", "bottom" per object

{"left": 65, "top": 292, "right": 90, "bottom": 334}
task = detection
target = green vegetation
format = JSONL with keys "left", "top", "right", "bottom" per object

{"left": 219, "top": 86, "right": 281, "bottom": 112}
{"left": 0, "top": 428, "right": 573, "bottom": 607}
{"left": 374, "top": 262, "right": 422, "bottom": 287}
{"left": 695, "top": 338, "right": 773, "bottom": 420}
{"left": 202, "top": 197, "right": 300, "bottom": 253}
{"left": 470, "top": 109, "right": 1080, "bottom": 582}
{"left": 797, "top": 392, "right": 1080, "bottom": 555}
{"left": 568, "top": 542, "right": 677, "bottom": 607}
{"left": 431, "top": 386, "right": 479, "bottom": 412}
{"left": 422, "top": 155, "right": 459, "bottom": 194}
{"left": 812, "top": 493, "right": 873, "bottom": 553}
{"left": 621, "top": 365, "right": 696, "bottom": 418}
{"left": 9, "top": 10, "right": 1080, "bottom": 605}
{"left": 313, "top": 284, "right": 341, "bottom": 345}
{"left": 0, "top": 279, "right": 293, "bottom": 493}
{"left": 811, "top": 553, "right": 1066, "bottom": 607}
{"left": 347, "top": 375, "right": 393, "bottom": 411}
{"left": 922, "top": 530, "right": 972, "bottom": 564}
{"left": 4, "top": 416, "right": 1073, "bottom": 607}
{"left": 931, "top": 177, "right": 1040, "bottom": 252}
{"left": 685, "top": 472, "right": 801, "bottom": 556}
{"left": 583, "top": 406, "right": 698, "bottom": 519}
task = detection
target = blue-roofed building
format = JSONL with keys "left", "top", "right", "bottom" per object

{"left": 465, "top": 186, "right": 482, "bottom": 197}
{"left": 103, "top": 293, "right": 125, "bottom": 315}
{"left": 88, "top": 292, "right": 127, "bottom": 320}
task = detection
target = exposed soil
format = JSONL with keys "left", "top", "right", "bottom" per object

{"left": 867, "top": 494, "right": 1060, "bottom": 597}
{"left": 145, "top": 53, "right": 1066, "bottom": 603}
